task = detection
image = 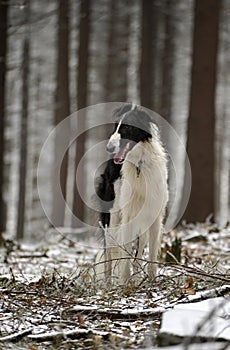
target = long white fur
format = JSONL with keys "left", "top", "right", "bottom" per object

{"left": 96, "top": 124, "right": 168, "bottom": 284}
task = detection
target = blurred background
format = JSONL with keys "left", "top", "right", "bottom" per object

{"left": 0, "top": 0, "right": 229, "bottom": 241}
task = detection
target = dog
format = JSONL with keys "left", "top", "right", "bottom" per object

{"left": 95, "top": 103, "right": 168, "bottom": 283}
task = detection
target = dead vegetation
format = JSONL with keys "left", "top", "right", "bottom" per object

{"left": 0, "top": 223, "right": 229, "bottom": 349}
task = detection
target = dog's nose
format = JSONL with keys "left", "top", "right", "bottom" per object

{"left": 106, "top": 143, "right": 115, "bottom": 153}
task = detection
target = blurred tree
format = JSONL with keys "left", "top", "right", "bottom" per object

{"left": 0, "top": 2, "right": 8, "bottom": 236}
{"left": 140, "top": 0, "right": 159, "bottom": 110}
{"left": 159, "top": 0, "right": 176, "bottom": 123}
{"left": 98, "top": 0, "right": 130, "bottom": 151}
{"left": 52, "top": 0, "right": 70, "bottom": 227}
{"left": 104, "top": 0, "right": 130, "bottom": 102}
{"left": 17, "top": 1, "right": 31, "bottom": 240}
{"left": 72, "top": 0, "right": 91, "bottom": 227}
{"left": 216, "top": 0, "right": 230, "bottom": 223}
{"left": 183, "top": 0, "right": 221, "bottom": 222}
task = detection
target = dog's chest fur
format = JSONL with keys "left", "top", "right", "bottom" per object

{"left": 110, "top": 139, "right": 168, "bottom": 227}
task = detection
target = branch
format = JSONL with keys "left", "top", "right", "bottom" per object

{"left": 0, "top": 328, "right": 33, "bottom": 342}
{"left": 91, "top": 257, "right": 230, "bottom": 283}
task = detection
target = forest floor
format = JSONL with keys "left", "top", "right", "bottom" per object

{"left": 0, "top": 222, "right": 229, "bottom": 350}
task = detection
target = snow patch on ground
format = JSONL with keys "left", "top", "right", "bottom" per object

{"left": 160, "top": 296, "right": 230, "bottom": 341}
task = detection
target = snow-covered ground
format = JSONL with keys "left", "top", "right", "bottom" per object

{"left": 0, "top": 223, "right": 229, "bottom": 349}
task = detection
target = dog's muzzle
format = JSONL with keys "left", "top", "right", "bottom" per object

{"left": 106, "top": 132, "right": 121, "bottom": 154}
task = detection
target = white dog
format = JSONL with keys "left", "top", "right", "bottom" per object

{"left": 96, "top": 104, "right": 168, "bottom": 283}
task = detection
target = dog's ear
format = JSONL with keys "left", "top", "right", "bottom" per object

{"left": 112, "top": 103, "right": 133, "bottom": 121}
{"left": 136, "top": 109, "right": 153, "bottom": 123}
{"left": 111, "top": 104, "right": 158, "bottom": 134}
{"left": 138, "top": 109, "right": 160, "bottom": 130}
{"left": 129, "top": 109, "right": 153, "bottom": 134}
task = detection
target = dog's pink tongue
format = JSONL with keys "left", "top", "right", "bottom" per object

{"left": 114, "top": 142, "right": 131, "bottom": 164}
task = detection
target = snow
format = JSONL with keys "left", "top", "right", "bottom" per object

{"left": 119, "top": 306, "right": 165, "bottom": 316}
{"left": 145, "top": 343, "right": 228, "bottom": 350}
{"left": 160, "top": 297, "right": 230, "bottom": 341}
{"left": 0, "top": 225, "right": 229, "bottom": 349}
{"left": 2, "top": 0, "right": 230, "bottom": 348}
{"left": 73, "top": 304, "right": 98, "bottom": 311}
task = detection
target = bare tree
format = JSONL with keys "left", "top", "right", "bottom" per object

{"left": 72, "top": 0, "right": 91, "bottom": 227}
{"left": 183, "top": 0, "right": 221, "bottom": 222}
{"left": 17, "top": 1, "right": 31, "bottom": 240}
{"left": 140, "top": 0, "right": 159, "bottom": 110}
{"left": 104, "top": 0, "right": 130, "bottom": 102}
{"left": 159, "top": 0, "right": 176, "bottom": 123}
{"left": 216, "top": 0, "right": 230, "bottom": 223}
{"left": 52, "top": 0, "right": 70, "bottom": 227}
{"left": 0, "top": 2, "right": 8, "bottom": 236}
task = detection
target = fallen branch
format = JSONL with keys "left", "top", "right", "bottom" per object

{"left": 0, "top": 328, "right": 33, "bottom": 342}
{"left": 27, "top": 328, "right": 126, "bottom": 342}
{"left": 186, "top": 285, "right": 230, "bottom": 302}
{"left": 70, "top": 304, "right": 164, "bottom": 320}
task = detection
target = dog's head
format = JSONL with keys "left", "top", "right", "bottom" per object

{"left": 107, "top": 104, "right": 153, "bottom": 164}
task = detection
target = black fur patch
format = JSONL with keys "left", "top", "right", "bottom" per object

{"left": 96, "top": 159, "right": 121, "bottom": 227}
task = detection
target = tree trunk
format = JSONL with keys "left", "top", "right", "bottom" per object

{"left": 159, "top": 0, "right": 175, "bottom": 123}
{"left": 72, "top": 0, "right": 91, "bottom": 227}
{"left": 0, "top": 2, "right": 8, "bottom": 236}
{"left": 140, "top": 0, "right": 158, "bottom": 110}
{"left": 16, "top": 3, "right": 31, "bottom": 240}
{"left": 104, "top": 0, "right": 130, "bottom": 102}
{"left": 183, "top": 0, "right": 221, "bottom": 223}
{"left": 52, "top": 0, "right": 70, "bottom": 227}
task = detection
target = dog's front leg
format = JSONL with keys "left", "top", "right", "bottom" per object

{"left": 133, "top": 232, "right": 148, "bottom": 276}
{"left": 104, "top": 246, "right": 112, "bottom": 283}
{"left": 118, "top": 241, "right": 132, "bottom": 283}
{"left": 148, "top": 216, "right": 162, "bottom": 279}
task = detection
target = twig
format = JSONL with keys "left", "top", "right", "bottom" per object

{"left": 91, "top": 257, "right": 230, "bottom": 283}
